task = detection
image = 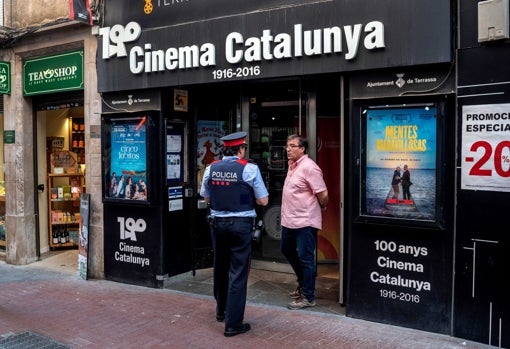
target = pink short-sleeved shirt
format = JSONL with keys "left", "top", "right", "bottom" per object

{"left": 281, "top": 154, "right": 327, "bottom": 230}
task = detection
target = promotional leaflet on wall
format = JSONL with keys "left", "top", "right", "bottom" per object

{"left": 79, "top": 193, "right": 90, "bottom": 280}
{"left": 461, "top": 103, "right": 510, "bottom": 192}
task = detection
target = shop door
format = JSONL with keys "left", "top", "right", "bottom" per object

{"left": 247, "top": 77, "right": 343, "bottom": 305}
{"left": 246, "top": 79, "right": 305, "bottom": 263}
{"left": 36, "top": 103, "right": 85, "bottom": 255}
{"left": 194, "top": 84, "right": 239, "bottom": 271}
{"left": 36, "top": 109, "right": 48, "bottom": 254}
{"left": 165, "top": 120, "right": 195, "bottom": 277}
{"left": 191, "top": 79, "right": 343, "bottom": 307}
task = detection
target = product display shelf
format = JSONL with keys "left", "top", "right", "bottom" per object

{"left": 48, "top": 174, "right": 84, "bottom": 249}
{"left": 71, "top": 118, "right": 85, "bottom": 164}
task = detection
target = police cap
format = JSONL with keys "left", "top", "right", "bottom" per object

{"left": 221, "top": 131, "right": 247, "bottom": 147}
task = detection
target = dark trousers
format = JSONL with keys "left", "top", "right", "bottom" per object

{"left": 210, "top": 217, "right": 253, "bottom": 328}
{"left": 280, "top": 226, "right": 318, "bottom": 302}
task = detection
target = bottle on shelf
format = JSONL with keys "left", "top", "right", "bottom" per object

{"left": 60, "top": 227, "right": 66, "bottom": 244}
{"left": 49, "top": 173, "right": 84, "bottom": 248}
{"left": 52, "top": 230, "right": 59, "bottom": 245}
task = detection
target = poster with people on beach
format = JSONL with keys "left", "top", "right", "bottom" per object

{"left": 106, "top": 117, "right": 148, "bottom": 202}
{"left": 363, "top": 106, "right": 437, "bottom": 221}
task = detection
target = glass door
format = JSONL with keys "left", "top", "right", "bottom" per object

{"left": 246, "top": 79, "right": 305, "bottom": 262}
{"left": 194, "top": 83, "right": 239, "bottom": 270}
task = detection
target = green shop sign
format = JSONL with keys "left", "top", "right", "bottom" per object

{"left": 0, "top": 61, "right": 11, "bottom": 94}
{"left": 4, "top": 130, "right": 15, "bottom": 144}
{"left": 23, "top": 50, "right": 84, "bottom": 96}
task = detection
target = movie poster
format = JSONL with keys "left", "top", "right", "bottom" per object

{"left": 78, "top": 193, "right": 90, "bottom": 280}
{"left": 363, "top": 106, "right": 437, "bottom": 221}
{"left": 196, "top": 120, "right": 226, "bottom": 192}
{"left": 107, "top": 118, "right": 148, "bottom": 202}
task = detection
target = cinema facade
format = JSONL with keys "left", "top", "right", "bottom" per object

{"left": 94, "top": 1, "right": 509, "bottom": 347}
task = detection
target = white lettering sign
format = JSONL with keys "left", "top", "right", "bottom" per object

{"left": 372, "top": 240, "right": 431, "bottom": 303}
{"left": 98, "top": 20, "right": 386, "bottom": 75}
{"left": 117, "top": 216, "right": 147, "bottom": 241}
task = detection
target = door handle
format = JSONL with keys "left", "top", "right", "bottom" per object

{"left": 37, "top": 184, "right": 45, "bottom": 192}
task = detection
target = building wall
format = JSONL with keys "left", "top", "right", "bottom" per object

{"left": 1, "top": 22, "right": 104, "bottom": 278}
{"left": 4, "top": 0, "right": 69, "bottom": 28}
{"left": 0, "top": 0, "right": 4, "bottom": 26}
{"left": 454, "top": 0, "right": 510, "bottom": 346}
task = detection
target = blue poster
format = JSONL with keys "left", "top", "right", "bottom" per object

{"left": 364, "top": 106, "right": 437, "bottom": 221}
{"left": 109, "top": 119, "right": 148, "bottom": 201}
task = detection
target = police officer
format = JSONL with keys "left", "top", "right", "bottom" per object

{"left": 200, "top": 131, "right": 269, "bottom": 337}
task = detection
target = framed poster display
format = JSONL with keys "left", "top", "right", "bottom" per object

{"left": 359, "top": 104, "right": 441, "bottom": 225}
{"left": 166, "top": 122, "right": 187, "bottom": 185}
{"left": 102, "top": 115, "right": 152, "bottom": 203}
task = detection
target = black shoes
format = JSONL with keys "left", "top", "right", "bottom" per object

{"left": 224, "top": 323, "right": 251, "bottom": 337}
{"left": 216, "top": 305, "right": 225, "bottom": 322}
{"left": 216, "top": 306, "right": 225, "bottom": 322}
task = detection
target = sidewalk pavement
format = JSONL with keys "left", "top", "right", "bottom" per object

{"left": 0, "top": 256, "right": 495, "bottom": 349}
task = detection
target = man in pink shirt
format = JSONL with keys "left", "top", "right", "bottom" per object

{"left": 280, "top": 134, "right": 329, "bottom": 310}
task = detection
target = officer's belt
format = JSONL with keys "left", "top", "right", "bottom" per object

{"left": 214, "top": 217, "right": 254, "bottom": 223}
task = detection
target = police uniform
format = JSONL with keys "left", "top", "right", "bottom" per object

{"left": 200, "top": 131, "right": 269, "bottom": 336}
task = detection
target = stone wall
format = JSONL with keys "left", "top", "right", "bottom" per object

{"left": 1, "top": 22, "right": 104, "bottom": 278}
{"left": 4, "top": 0, "right": 69, "bottom": 28}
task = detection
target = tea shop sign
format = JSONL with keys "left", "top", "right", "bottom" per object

{"left": 0, "top": 61, "right": 10, "bottom": 95}
{"left": 23, "top": 50, "right": 84, "bottom": 96}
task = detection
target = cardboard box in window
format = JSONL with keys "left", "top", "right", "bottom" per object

{"left": 50, "top": 150, "right": 78, "bottom": 174}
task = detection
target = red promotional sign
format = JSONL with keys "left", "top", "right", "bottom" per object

{"left": 69, "top": 0, "right": 93, "bottom": 25}
{"left": 461, "top": 103, "right": 510, "bottom": 192}
{"left": 317, "top": 117, "right": 341, "bottom": 261}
